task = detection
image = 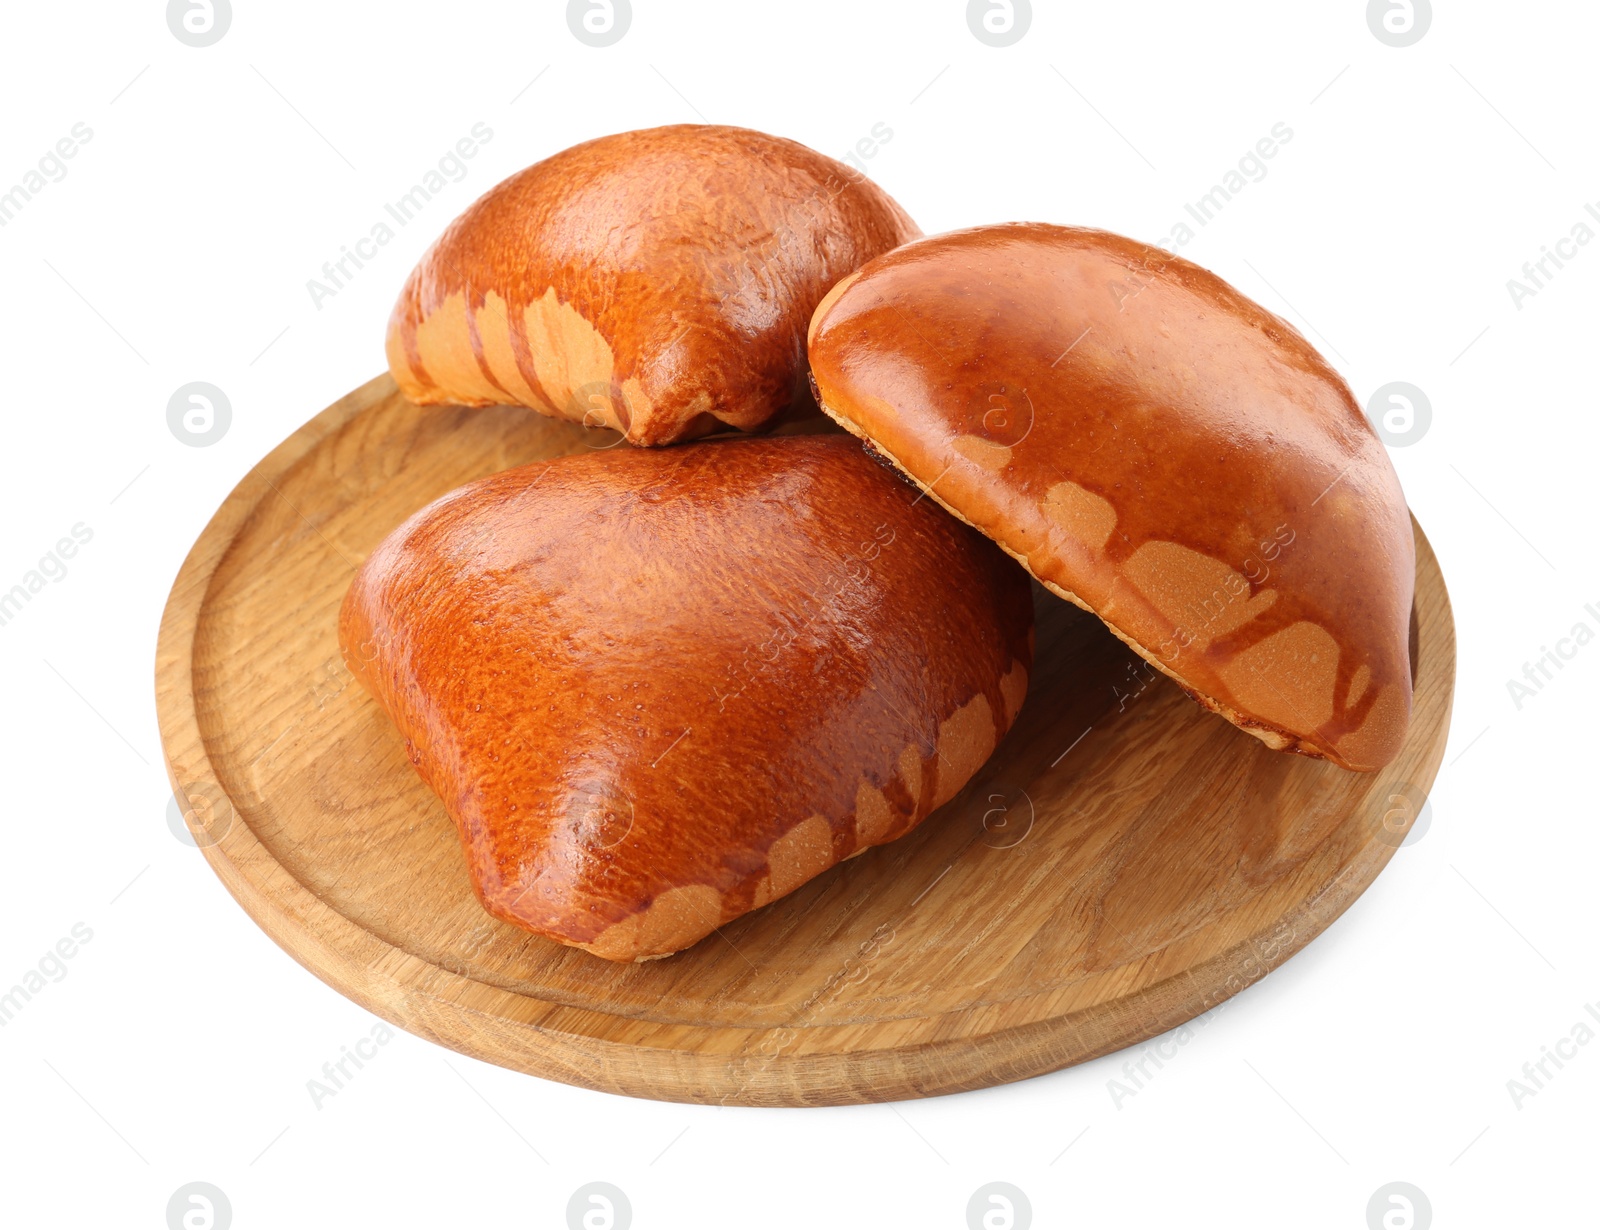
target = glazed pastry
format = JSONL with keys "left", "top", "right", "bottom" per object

{"left": 339, "top": 436, "right": 1033, "bottom": 959}
{"left": 386, "top": 125, "right": 920, "bottom": 446}
{"left": 807, "top": 223, "right": 1414, "bottom": 771}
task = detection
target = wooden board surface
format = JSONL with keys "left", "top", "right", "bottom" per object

{"left": 155, "top": 373, "right": 1456, "bottom": 1106}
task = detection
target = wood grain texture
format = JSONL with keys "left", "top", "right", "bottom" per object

{"left": 154, "top": 374, "right": 1456, "bottom": 1106}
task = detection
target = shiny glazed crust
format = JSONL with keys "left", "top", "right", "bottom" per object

{"left": 338, "top": 436, "right": 1034, "bottom": 960}
{"left": 807, "top": 224, "right": 1414, "bottom": 772}
{"left": 385, "top": 125, "right": 920, "bottom": 447}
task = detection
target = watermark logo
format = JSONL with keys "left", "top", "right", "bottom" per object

{"left": 1366, "top": 0, "right": 1431, "bottom": 47}
{"left": 166, "top": 1182, "right": 231, "bottom": 1230}
{"left": 567, "top": 0, "right": 631, "bottom": 47}
{"left": 1506, "top": 999, "right": 1600, "bottom": 1109}
{"left": 1109, "top": 922, "right": 1295, "bottom": 1108}
{"left": 0, "top": 922, "right": 94, "bottom": 1028}
{"left": 966, "top": 1182, "right": 1031, "bottom": 1230}
{"left": 568, "top": 381, "right": 634, "bottom": 446}
{"left": 966, "top": 0, "right": 1031, "bottom": 47}
{"left": 711, "top": 521, "right": 896, "bottom": 714}
{"left": 972, "top": 381, "right": 1034, "bottom": 449}
{"left": 166, "top": 0, "right": 232, "bottom": 48}
{"left": 1366, "top": 382, "right": 1430, "bottom": 447}
{"left": 1107, "top": 1015, "right": 1215, "bottom": 1107}
{"left": 566, "top": 1182, "right": 631, "bottom": 1230}
{"left": 1368, "top": 782, "right": 1431, "bottom": 849}
{"left": 167, "top": 781, "right": 235, "bottom": 849}
{"left": 718, "top": 921, "right": 895, "bottom": 1105}
{"left": 0, "top": 123, "right": 94, "bottom": 230}
{"left": 839, "top": 121, "right": 895, "bottom": 177}
{"left": 1507, "top": 203, "right": 1599, "bottom": 310}
{"left": 1366, "top": 1181, "right": 1431, "bottom": 1230}
{"left": 1156, "top": 123, "right": 1296, "bottom": 250}
{"left": 1506, "top": 603, "right": 1599, "bottom": 709}
{"left": 168, "top": 382, "right": 231, "bottom": 447}
{"left": 309, "top": 125, "right": 495, "bottom": 310}
{"left": 0, "top": 523, "right": 94, "bottom": 631}
{"left": 306, "top": 1021, "right": 396, "bottom": 1109}
{"left": 980, "top": 788, "right": 1034, "bottom": 849}
{"left": 564, "top": 781, "right": 635, "bottom": 850}
{"left": 1147, "top": 524, "right": 1294, "bottom": 667}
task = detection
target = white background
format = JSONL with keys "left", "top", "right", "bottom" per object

{"left": 0, "top": 1, "right": 1594, "bottom": 1227}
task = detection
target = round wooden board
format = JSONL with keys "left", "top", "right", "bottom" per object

{"left": 155, "top": 374, "right": 1455, "bottom": 1107}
